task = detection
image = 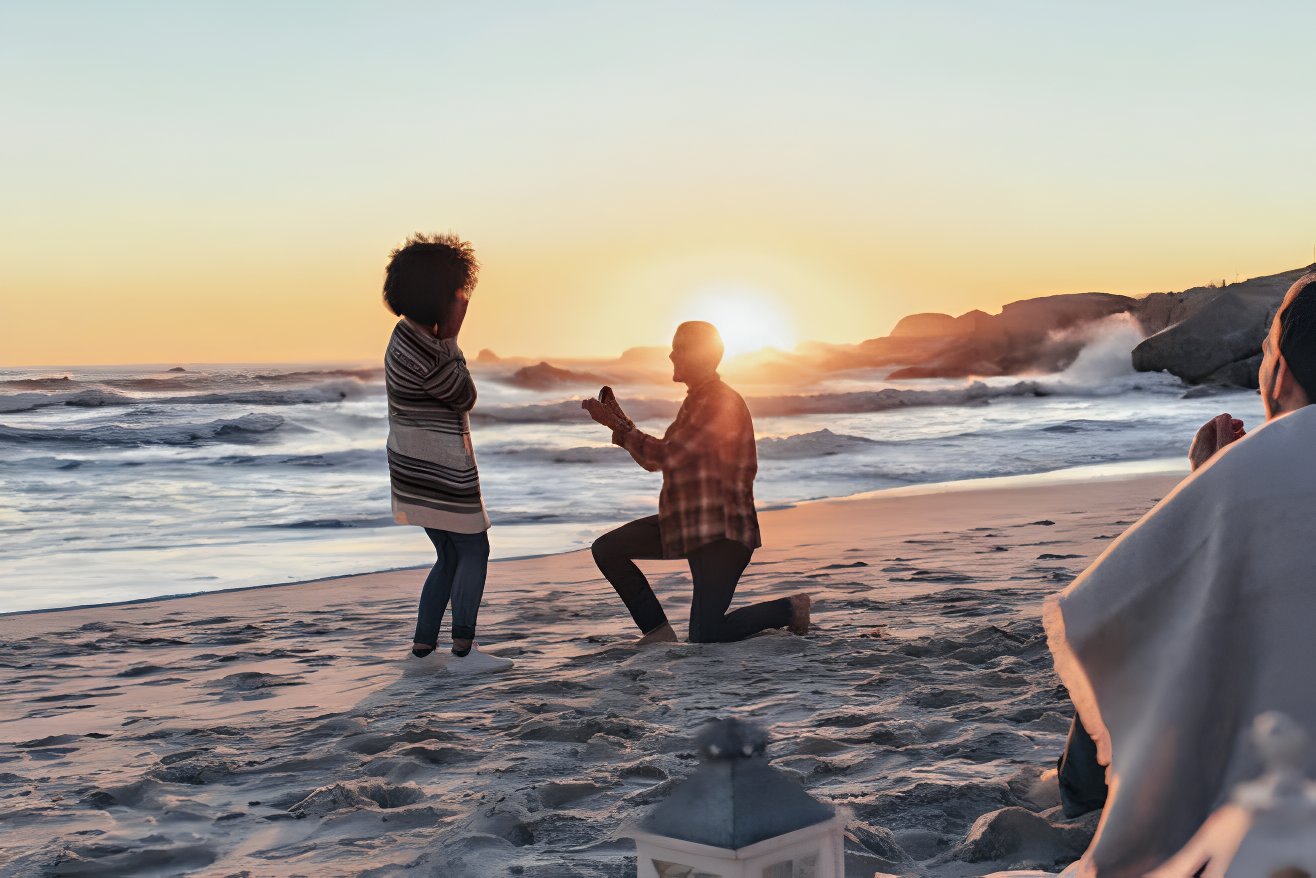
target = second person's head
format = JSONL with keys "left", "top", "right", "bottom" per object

{"left": 382, "top": 233, "right": 479, "bottom": 336}
{"left": 1260, "top": 271, "right": 1316, "bottom": 418}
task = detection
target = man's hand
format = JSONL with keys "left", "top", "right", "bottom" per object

{"left": 598, "top": 386, "right": 635, "bottom": 432}
{"left": 582, "top": 398, "right": 627, "bottom": 432}
{"left": 1189, "top": 413, "right": 1246, "bottom": 471}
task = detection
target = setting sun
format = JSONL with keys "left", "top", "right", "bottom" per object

{"left": 676, "top": 286, "right": 798, "bottom": 361}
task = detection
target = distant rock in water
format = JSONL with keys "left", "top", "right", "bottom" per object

{"left": 475, "top": 349, "right": 501, "bottom": 364}
{"left": 507, "top": 361, "right": 609, "bottom": 390}
{"left": 168, "top": 367, "right": 187, "bottom": 372}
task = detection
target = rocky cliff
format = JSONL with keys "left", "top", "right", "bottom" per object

{"left": 1129, "top": 268, "right": 1310, "bottom": 387}
{"left": 853, "top": 266, "right": 1312, "bottom": 387}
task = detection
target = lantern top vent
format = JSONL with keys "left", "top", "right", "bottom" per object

{"left": 639, "top": 718, "right": 836, "bottom": 850}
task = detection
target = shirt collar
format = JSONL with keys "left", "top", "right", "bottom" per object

{"left": 685, "top": 372, "right": 721, "bottom": 395}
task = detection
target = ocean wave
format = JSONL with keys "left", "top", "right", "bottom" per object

{"left": 471, "top": 381, "right": 1047, "bottom": 425}
{"left": 209, "top": 449, "right": 383, "bottom": 468}
{"left": 472, "top": 397, "right": 680, "bottom": 424}
{"left": 487, "top": 429, "right": 880, "bottom": 466}
{"left": 0, "top": 413, "right": 286, "bottom": 447}
{"left": 757, "top": 429, "right": 877, "bottom": 459}
{"left": 100, "top": 375, "right": 226, "bottom": 391}
{"left": 755, "top": 374, "right": 1180, "bottom": 419}
{"left": 0, "top": 446, "right": 381, "bottom": 471}
{"left": 249, "top": 367, "right": 382, "bottom": 384}
{"left": 491, "top": 509, "right": 631, "bottom": 526}
{"left": 0, "top": 454, "right": 91, "bottom": 470}
{"left": 484, "top": 444, "right": 622, "bottom": 464}
{"left": 478, "top": 416, "right": 1140, "bottom": 470}
{"left": 0, "top": 376, "right": 82, "bottom": 390}
{"left": 747, "top": 380, "right": 1049, "bottom": 417}
{"left": 262, "top": 515, "right": 395, "bottom": 529}
{"left": 0, "top": 380, "right": 369, "bottom": 413}
{"left": 1039, "top": 418, "right": 1128, "bottom": 434}
{"left": 167, "top": 380, "right": 371, "bottom": 406}
{"left": 851, "top": 417, "right": 1152, "bottom": 448}
{"left": 0, "top": 389, "right": 135, "bottom": 413}
{"left": 96, "top": 367, "right": 382, "bottom": 391}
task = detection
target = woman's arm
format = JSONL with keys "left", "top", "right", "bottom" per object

{"left": 422, "top": 341, "right": 478, "bottom": 411}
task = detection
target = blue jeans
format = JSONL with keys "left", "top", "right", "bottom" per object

{"left": 413, "top": 528, "right": 490, "bottom": 646}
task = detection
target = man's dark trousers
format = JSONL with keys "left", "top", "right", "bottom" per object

{"left": 591, "top": 515, "right": 790, "bottom": 642}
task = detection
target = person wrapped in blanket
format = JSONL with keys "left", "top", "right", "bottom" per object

{"left": 1049, "top": 270, "right": 1316, "bottom": 876}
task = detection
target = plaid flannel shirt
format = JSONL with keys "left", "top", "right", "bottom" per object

{"left": 613, "top": 376, "right": 761, "bottom": 559}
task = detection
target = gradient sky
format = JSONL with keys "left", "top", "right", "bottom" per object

{"left": 2, "top": 1, "right": 1314, "bottom": 366}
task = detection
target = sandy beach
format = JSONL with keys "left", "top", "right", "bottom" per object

{"left": 0, "top": 468, "right": 1182, "bottom": 878}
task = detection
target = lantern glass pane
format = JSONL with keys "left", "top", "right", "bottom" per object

{"left": 651, "top": 860, "right": 723, "bottom": 878}
{"left": 762, "top": 852, "right": 819, "bottom": 878}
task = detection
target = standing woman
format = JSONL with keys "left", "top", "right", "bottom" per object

{"left": 382, "top": 233, "right": 512, "bottom": 674}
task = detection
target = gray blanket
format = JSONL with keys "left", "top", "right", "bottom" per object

{"left": 1044, "top": 404, "right": 1316, "bottom": 877}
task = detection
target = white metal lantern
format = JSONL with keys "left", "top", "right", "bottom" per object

{"left": 1148, "top": 711, "right": 1316, "bottom": 878}
{"left": 629, "top": 719, "right": 846, "bottom": 878}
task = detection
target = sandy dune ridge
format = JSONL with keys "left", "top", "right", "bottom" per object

{"left": 0, "top": 472, "right": 1178, "bottom": 877}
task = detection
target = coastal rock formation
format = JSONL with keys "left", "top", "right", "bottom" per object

{"left": 862, "top": 266, "right": 1310, "bottom": 388}
{"left": 473, "top": 267, "right": 1310, "bottom": 391}
{"left": 889, "top": 313, "right": 968, "bottom": 338}
{"left": 1131, "top": 290, "right": 1275, "bottom": 385}
{"left": 887, "top": 293, "right": 1133, "bottom": 379}
{"left": 1130, "top": 268, "right": 1309, "bottom": 388}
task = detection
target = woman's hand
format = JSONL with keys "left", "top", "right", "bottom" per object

{"left": 438, "top": 296, "right": 470, "bottom": 340}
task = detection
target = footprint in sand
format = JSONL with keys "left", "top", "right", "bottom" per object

{"left": 206, "top": 671, "right": 306, "bottom": 701}
{"left": 891, "top": 569, "right": 978, "bottom": 584}
{"left": 287, "top": 780, "right": 425, "bottom": 817}
{"left": 535, "top": 779, "right": 611, "bottom": 808}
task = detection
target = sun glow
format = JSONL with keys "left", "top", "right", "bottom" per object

{"left": 677, "top": 286, "right": 799, "bottom": 361}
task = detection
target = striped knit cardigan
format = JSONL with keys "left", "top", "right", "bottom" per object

{"left": 384, "top": 319, "right": 491, "bottom": 533}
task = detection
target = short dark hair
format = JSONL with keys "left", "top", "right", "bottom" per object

{"left": 1278, "top": 271, "right": 1316, "bottom": 397}
{"left": 676, "top": 321, "right": 725, "bottom": 363}
{"left": 382, "top": 233, "right": 478, "bottom": 326}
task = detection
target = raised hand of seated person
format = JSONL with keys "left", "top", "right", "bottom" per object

{"left": 1189, "top": 412, "right": 1246, "bottom": 471}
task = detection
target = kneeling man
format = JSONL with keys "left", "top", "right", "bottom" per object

{"left": 582, "top": 321, "right": 810, "bottom": 645}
